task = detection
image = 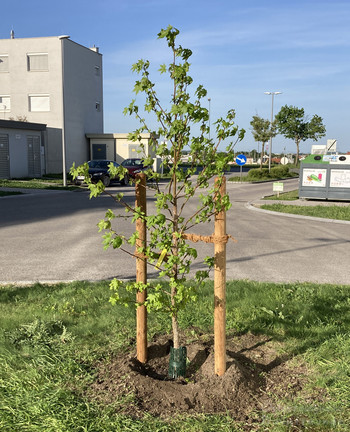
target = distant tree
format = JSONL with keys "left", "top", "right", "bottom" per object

{"left": 250, "top": 149, "right": 258, "bottom": 161}
{"left": 250, "top": 115, "right": 276, "bottom": 169}
{"left": 275, "top": 105, "right": 326, "bottom": 165}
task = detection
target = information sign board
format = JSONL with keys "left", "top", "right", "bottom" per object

{"left": 273, "top": 182, "right": 284, "bottom": 192}
{"left": 302, "top": 168, "right": 327, "bottom": 187}
{"left": 330, "top": 169, "right": 350, "bottom": 188}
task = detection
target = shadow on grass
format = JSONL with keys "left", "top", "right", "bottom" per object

{"left": 224, "top": 281, "right": 350, "bottom": 361}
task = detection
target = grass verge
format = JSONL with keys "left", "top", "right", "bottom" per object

{"left": 263, "top": 189, "right": 299, "bottom": 200}
{"left": 0, "top": 178, "right": 78, "bottom": 191}
{"left": 260, "top": 203, "right": 350, "bottom": 221}
{"left": 0, "top": 280, "right": 349, "bottom": 431}
{"left": 261, "top": 189, "right": 350, "bottom": 221}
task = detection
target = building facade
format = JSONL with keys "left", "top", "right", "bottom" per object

{"left": 0, "top": 34, "right": 103, "bottom": 173}
{"left": 86, "top": 133, "right": 157, "bottom": 164}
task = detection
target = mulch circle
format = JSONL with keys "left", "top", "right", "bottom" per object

{"left": 88, "top": 332, "right": 308, "bottom": 422}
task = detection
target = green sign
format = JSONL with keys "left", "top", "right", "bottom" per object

{"left": 273, "top": 182, "right": 284, "bottom": 192}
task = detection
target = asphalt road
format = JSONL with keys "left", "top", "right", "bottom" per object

{"left": 1, "top": 178, "right": 349, "bottom": 285}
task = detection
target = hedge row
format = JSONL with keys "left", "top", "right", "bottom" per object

{"left": 247, "top": 165, "right": 292, "bottom": 180}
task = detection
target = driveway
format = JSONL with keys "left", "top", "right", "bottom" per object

{"left": 0, "top": 178, "right": 349, "bottom": 285}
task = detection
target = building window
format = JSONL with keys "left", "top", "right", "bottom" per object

{"left": 0, "top": 95, "right": 10, "bottom": 111}
{"left": 94, "top": 65, "right": 100, "bottom": 76}
{"left": 27, "top": 53, "right": 48, "bottom": 71}
{"left": 28, "top": 94, "right": 50, "bottom": 112}
{"left": 95, "top": 102, "right": 101, "bottom": 112}
{"left": 0, "top": 55, "right": 9, "bottom": 72}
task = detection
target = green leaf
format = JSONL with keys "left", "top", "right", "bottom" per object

{"left": 112, "top": 236, "right": 123, "bottom": 249}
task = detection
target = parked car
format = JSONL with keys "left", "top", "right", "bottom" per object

{"left": 121, "top": 158, "right": 153, "bottom": 179}
{"left": 75, "top": 160, "right": 128, "bottom": 187}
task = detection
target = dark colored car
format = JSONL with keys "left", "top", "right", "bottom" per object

{"left": 121, "top": 158, "right": 152, "bottom": 179}
{"left": 75, "top": 160, "right": 128, "bottom": 187}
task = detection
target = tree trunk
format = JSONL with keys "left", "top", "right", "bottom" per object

{"left": 172, "top": 311, "right": 180, "bottom": 349}
{"left": 295, "top": 140, "right": 300, "bottom": 166}
{"left": 171, "top": 145, "right": 180, "bottom": 349}
{"left": 260, "top": 143, "right": 265, "bottom": 170}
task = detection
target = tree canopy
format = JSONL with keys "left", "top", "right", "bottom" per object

{"left": 275, "top": 105, "right": 326, "bottom": 164}
{"left": 250, "top": 115, "right": 276, "bottom": 169}
{"left": 71, "top": 25, "right": 244, "bottom": 377}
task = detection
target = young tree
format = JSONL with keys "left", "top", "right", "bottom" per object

{"left": 71, "top": 25, "right": 244, "bottom": 377}
{"left": 250, "top": 115, "right": 276, "bottom": 169}
{"left": 275, "top": 105, "right": 326, "bottom": 165}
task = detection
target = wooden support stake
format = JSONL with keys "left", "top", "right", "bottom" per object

{"left": 214, "top": 176, "right": 226, "bottom": 376}
{"left": 135, "top": 173, "right": 147, "bottom": 363}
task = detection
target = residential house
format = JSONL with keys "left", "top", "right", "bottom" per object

{"left": 0, "top": 33, "right": 103, "bottom": 174}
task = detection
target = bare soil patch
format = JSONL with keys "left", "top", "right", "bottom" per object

{"left": 89, "top": 332, "right": 308, "bottom": 422}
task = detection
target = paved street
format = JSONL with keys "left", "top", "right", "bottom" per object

{"left": 0, "top": 178, "right": 349, "bottom": 285}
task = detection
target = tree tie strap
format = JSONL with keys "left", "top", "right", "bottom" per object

{"left": 181, "top": 233, "right": 236, "bottom": 244}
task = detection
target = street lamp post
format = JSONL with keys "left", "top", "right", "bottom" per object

{"left": 264, "top": 91, "right": 282, "bottom": 171}
{"left": 208, "top": 98, "right": 211, "bottom": 139}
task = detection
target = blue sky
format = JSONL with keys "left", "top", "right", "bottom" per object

{"left": 2, "top": 0, "right": 350, "bottom": 154}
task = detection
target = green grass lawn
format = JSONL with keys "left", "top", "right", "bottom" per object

{"left": 261, "top": 189, "right": 350, "bottom": 221}
{"left": 261, "top": 203, "right": 350, "bottom": 221}
{"left": 263, "top": 189, "right": 299, "bottom": 200}
{"left": 0, "top": 178, "right": 78, "bottom": 191}
{"left": 1, "top": 280, "right": 349, "bottom": 431}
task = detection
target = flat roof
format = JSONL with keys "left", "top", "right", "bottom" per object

{"left": 86, "top": 133, "right": 155, "bottom": 139}
{"left": 0, "top": 35, "right": 101, "bottom": 55}
{"left": 0, "top": 119, "right": 46, "bottom": 131}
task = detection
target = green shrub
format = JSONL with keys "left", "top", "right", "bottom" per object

{"left": 270, "top": 165, "right": 290, "bottom": 178}
{"left": 247, "top": 166, "right": 291, "bottom": 181}
{"left": 247, "top": 168, "right": 270, "bottom": 180}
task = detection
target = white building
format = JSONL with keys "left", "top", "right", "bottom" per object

{"left": 0, "top": 33, "right": 103, "bottom": 173}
